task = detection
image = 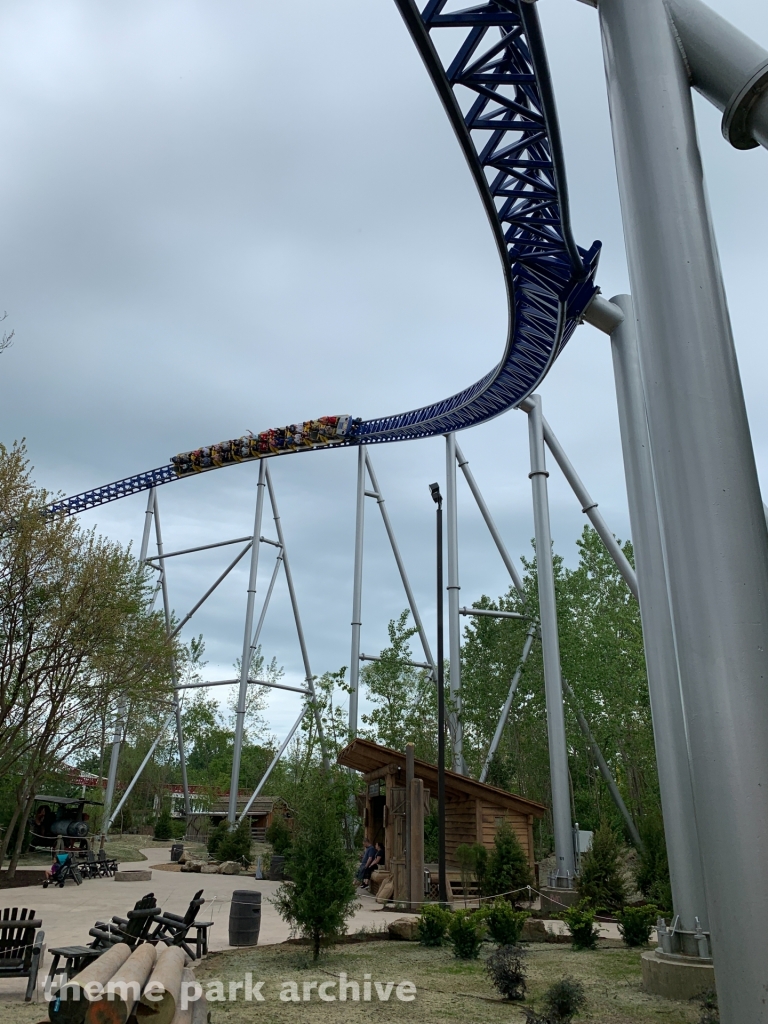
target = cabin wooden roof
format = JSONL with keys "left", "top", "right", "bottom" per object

{"left": 337, "top": 738, "right": 546, "bottom": 818}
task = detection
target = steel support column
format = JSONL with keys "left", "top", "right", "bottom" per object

{"left": 527, "top": 395, "right": 574, "bottom": 883}
{"left": 609, "top": 293, "right": 709, "bottom": 956}
{"left": 599, "top": 3, "right": 768, "bottom": 1014}
{"left": 154, "top": 498, "right": 191, "bottom": 819}
{"left": 445, "top": 434, "right": 464, "bottom": 773}
{"left": 102, "top": 488, "right": 156, "bottom": 834}
{"left": 265, "top": 465, "right": 329, "bottom": 771}
{"left": 349, "top": 446, "right": 366, "bottom": 738}
{"left": 228, "top": 461, "right": 267, "bottom": 823}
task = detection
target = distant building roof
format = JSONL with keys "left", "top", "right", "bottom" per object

{"left": 337, "top": 738, "right": 546, "bottom": 818}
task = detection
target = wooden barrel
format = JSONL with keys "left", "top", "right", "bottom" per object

{"left": 228, "top": 891, "right": 261, "bottom": 947}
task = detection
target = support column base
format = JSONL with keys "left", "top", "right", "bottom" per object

{"left": 538, "top": 886, "right": 581, "bottom": 913}
{"left": 641, "top": 950, "right": 715, "bottom": 1000}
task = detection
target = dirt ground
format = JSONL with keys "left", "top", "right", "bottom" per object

{"left": 191, "top": 940, "right": 703, "bottom": 1024}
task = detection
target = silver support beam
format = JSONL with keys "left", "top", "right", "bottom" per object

{"left": 349, "top": 446, "right": 366, "bottom": 737}
{"left": 518, "top": 397, "right": 638, "bottom": 599}
{"left": 479, "top": 622, "right": 537, "bottom": 783}
{"left": 107, "top": 709, "right": 176, "bottom": 830}
{"left": 599, "top": 2, "right": 768, "bottom": 1014}
{"left": 250, "top": 547, "right": 283, "bottom": 656}
{"left": 240, "top": 707, "right": 308, "bottom": 817}
{"left": 444, "top": 434, "right": 464, "bottom": 774}
{"left": 228, "top": 462, "right": 267, "bottom": 824}
{"left": 526, "top": 395, "right": 575, "bottom": 882}
{"left": 154, "top": 498, "right": 191, "bottom": 819}
{"left": 170, "top": 542, "right": 253, "bottom": 639}
{"left": 145, "top": 536, "right": 253, "bottom": 562}
{"left": 460, "top": 607, "right": 527, "bottom": 620}
{"left": 610, "top": 293, "right": 709, "bottom": 956}
{"left": 175, "top": 677, "right": 311, "bottom": 695}
{"left": 360, "top": 653, "right": 432, "bottom": 671}
{"left": 454, "top": 441, "right": 526, "bottom": 599}
{"left": 562, "top": 679, "right": 643, "bottom": 852}
{"left": 102, "top": 488, "right": 156, "bottom": 833}
{"left": 265, "top": 465, "right": 330, "bottom": 771}
{"left": 364, "top": 452, "right": 438, "bottom": 676}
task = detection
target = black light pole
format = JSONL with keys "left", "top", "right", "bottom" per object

{"left": 429, "top": 482, "right": 447, "bottom": 905}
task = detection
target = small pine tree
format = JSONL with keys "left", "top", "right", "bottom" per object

{"left": 577, "top": 821, "right": 627, "bottom": 911}
{"left": 265, "top": 815, "right": 292, "bottom": 856}
{"left": 207, "top": 820, "right": 230, "bottom": 858}
{"left": 217, "top": 817, "right": 253, "bottom": 865}
{"left": 153, "top": 808, "right": 173, "bottom": 841}
{"left": 480, "top": 821, "right": 532, "bottom": 900}
{"left": 273, "top": 772, "right": 357, "bottom": 959}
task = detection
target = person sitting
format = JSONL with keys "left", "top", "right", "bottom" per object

{"left": 357, "top": 838, "right": 376, "bottom": 884}
{"left": 361, "top": 842, "right": 385, "bottom": 888}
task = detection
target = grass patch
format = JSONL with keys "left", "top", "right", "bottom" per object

{"left": 193, "top": 940, "right": 700, "bottom": 1023}
{"left": 16, "top": 834, "right": 209, "bottom": 867}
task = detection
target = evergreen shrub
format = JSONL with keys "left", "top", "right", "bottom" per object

{"left": 561, "top": 899, "right": 600, "bottom": 950}
{"left": 447, "top": 908, "right": 486, "bottom": 959}
{"left": 418, "top": 903, "right": 450, "bottom": 946}
{"left": 616, "top": 904, "right": 658, "bottom": 947}
{"left": 486, "top": 898, "right": 528, "bottom": 946}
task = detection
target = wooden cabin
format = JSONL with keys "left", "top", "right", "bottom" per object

{"left": 338, "top": 738, "right": 546, "bottom": 903}
{"left": 186, "top": 796, "right": 291, "bottom": 843}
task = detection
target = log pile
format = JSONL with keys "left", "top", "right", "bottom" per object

{"left": 47, "top": 942, "right": 207, "bottom": 1024}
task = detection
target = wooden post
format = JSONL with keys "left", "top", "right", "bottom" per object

{"left": 136, "top": 946, "right": 186, "bottom": 1024}
{"left": 50, "top": 944, "right": 133, "bottom": 1024}
{"left": 409, "top": 778, "right": 424, "bottom": 911}
{"left": 85, "top": 943, "right": 158, "bottom": 1024}
{"left": 405, "top": 744, "right": 414, "bottom": 906}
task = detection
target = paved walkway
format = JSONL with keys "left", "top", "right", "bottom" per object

{"left": 0, "top": 849, "right": 624, "bottom": 1006}
{"left": 0, "top": 849, "right": 407, "bottom": 1004}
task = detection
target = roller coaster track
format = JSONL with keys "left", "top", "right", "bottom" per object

{"left": 49, "top": 0, "right": 600, "bottom": 517}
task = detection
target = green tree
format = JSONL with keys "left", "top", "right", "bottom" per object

{"left": 461, "top": 527, "right": 659, "bottom": 859}
{"left": 636, "top": 810, "right": 672, "bottom": 910}
{"left": 577, "top": 821, "right": 627, "bottom": 911}
{"left": 0, "top": 442, "right": 175, "bottom": 873}
{"left": 217, "top": 816, "right": 253, "bottom": 865}
{"left": 479, "top": 821, "right": 532, "bottom": 899}
{"left": 361, "top": 611, "right": 436, "bottom": 757}
{"left": 273, "top": 772, "right": 357, "bottom": 959}
{"left": 153, "top": 808, "right": 173, "bottom": 841}
{"left": 265, "top": 815, "right": 292, "bottom": 856}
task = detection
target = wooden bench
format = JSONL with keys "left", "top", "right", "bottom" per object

{"left": 0, "top": 907, "right": 45, "bottom": 1002}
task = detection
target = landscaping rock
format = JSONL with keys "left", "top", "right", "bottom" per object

{"left": 181, "top": 860, "right": 204, "bottom": 873}
{"left": 177, "top": 851, "right": 189, "bottom": 864}
{"left": 219, "top": 861, "right": 242, "bottom": 875}
{"left": 201, "top": 863, "right": 220, "bottom": 874}
{"left": 114, "top": 869, "right": 152, "bottom": 882}
{"left": 388, "top": 918, "right": 419, "bottom": 941}
{"left": 521, "top": 918, "right": 548, "bottom": 942}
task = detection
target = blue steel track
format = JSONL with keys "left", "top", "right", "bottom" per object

{"left": 49, "top": 0, "right": 600, "bottom": 518}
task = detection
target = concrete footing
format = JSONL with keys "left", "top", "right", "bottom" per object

{"left": 641, "top": 949, "right": 715, "bottom": 1000}
{"left": 538, "top": 886, "right": 581, "bottom": 913}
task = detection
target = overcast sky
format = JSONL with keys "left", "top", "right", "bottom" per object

{"left": 1, "top": 0, "right": 767, "bottom": 741}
